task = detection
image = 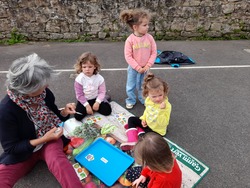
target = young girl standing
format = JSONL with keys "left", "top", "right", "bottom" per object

{"left": 132, "top": 132, "right": 182, "bottom": 188}
{"left": 74, "top": 52, "right": 112, "bottom": 121}
{"left": 120, "top": 9, "right": 157, "bottom": 109}
{"left": 120, "top": 73, "right": 171, "bottom": 150}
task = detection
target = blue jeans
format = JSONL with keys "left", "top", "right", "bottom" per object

{"left": 126, "top": 66, "right": 145, "bottom": 105}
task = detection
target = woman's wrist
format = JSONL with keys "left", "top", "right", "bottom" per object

{"left": 60, "top": 108, "right": 67, "bottom": 117}
{"left": 30, "top": 136, "right": 46, "bottom": 147}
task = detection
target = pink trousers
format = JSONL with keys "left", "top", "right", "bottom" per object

{"left": 0, "top": 139, "right": 83, "bottom": 188}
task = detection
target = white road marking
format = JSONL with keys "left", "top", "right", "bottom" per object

{"left": 1, "top": 65, "right": 250, "bottom": 74}
{"left": 243, "top": 49, "right": 250, "bottom": 53}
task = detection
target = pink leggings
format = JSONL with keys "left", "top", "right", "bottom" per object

{"left": 0, "top": 139, "right": 83, "bottom": 188}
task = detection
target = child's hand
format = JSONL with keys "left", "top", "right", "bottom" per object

{"left": 132, "top": 175, "right": 146, "bottom": 188}
{"left": 138, "top": 67, "right": 144, "bottom": 74}
{"left": 141, "top": 120, "right": 147, "bottom": 127}
{"left": 143, "top": 65, "right": 150, "bottom": 73}
{"left": 160, "top": 101, "right": 166, "bottom": 109}
{"left": 92, "top": 102, "right": 100, "bottom": 111}
{"left": 86, "top": 104, "right": 94, "bottom": 115}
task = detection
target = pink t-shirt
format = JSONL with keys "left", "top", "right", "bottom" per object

{"left": 124, "top": 33, "right": 157, "bottom": 71}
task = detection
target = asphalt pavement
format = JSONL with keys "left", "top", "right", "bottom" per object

{"left": 0, "top": 40, "right": 250, "bottom": 188}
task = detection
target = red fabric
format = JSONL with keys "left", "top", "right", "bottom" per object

{"left": 0, "top": 139, "right": 82, "bottom": 188}
{"left": 141, "top": 159, "right": 182, "bottom": 188}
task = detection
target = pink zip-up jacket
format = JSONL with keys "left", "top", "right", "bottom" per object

{"left": 124, "top": 33, "right": 157, "bottom": 71}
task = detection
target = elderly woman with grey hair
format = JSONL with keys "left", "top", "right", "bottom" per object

{"left": 0, "top": 53, "right": 83, "bottom": 188}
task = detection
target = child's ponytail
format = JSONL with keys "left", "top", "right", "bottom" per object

{"left": 142, "top": 72, "right": 169, "bottom": 97}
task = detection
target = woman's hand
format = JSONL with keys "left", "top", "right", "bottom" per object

{"left": 43, "top": 127, "right": 63, "bottom": 142}
{"left": 61, "top": 103, "right": 76, "bottom": 116}
{"left": 30, "top": 127, "right": 63, "bottom": 147}
{"left": 132, "top": 175, "right": 146, "bottom": 188}
{"left": 65, "top": 103, "right": 76, "bottom": 114}
{"left": 92, "top": 102, "right": 100, "bottom": 111}
{"left": 141, "top": 120, "right": 147, "bottom": 127}
{"left": 86, "top": 104, "right": 94, "bottom": 115}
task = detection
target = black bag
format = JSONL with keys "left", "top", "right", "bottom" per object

{"left": 155, "top": 50, "right": 195, "bottom": 65}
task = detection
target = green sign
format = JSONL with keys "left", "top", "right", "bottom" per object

{"left": 167, "top": 141, "right": 206, "bottom": 176}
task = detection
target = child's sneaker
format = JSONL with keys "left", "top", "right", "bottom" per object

{"left": 126, "top": 104, "right": 134, "bottom": 109}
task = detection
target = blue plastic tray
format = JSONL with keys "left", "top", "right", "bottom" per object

{"left": 75, "top": 138, "right": 134, "bottom": 186}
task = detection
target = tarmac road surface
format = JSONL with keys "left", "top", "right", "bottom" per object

{"left": 0, "top": 40, "right": 250, "bottom": 188}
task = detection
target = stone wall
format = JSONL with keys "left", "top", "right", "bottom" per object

{"left": 0, "top": 0, "right": 249, "bottom": 41}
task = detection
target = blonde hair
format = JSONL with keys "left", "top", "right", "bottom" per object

{"left": 119, "top": 8, "right": 151, "bottom": 30}
{"left": 74, "top": 52, "right": 101, "bottom": 74}
{"left": 142, "top": 72, "right": 169, "bottom": 98}
{"left": 133, "top": 132, "right": 174, "bottom": 172}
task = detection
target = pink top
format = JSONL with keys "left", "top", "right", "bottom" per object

{"left": 74, "top": 73, "right": 106, "bottom": 107}
{"left": 124, "top": 33, "right": 157, "bottom": 71}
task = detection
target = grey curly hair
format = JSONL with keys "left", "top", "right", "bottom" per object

{"left": 6, "top": 53, "right": 56, "bottom": 94}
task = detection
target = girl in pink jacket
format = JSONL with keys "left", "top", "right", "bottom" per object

{"left": 120, "top": 8, "right": 157, "bottom": 109}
